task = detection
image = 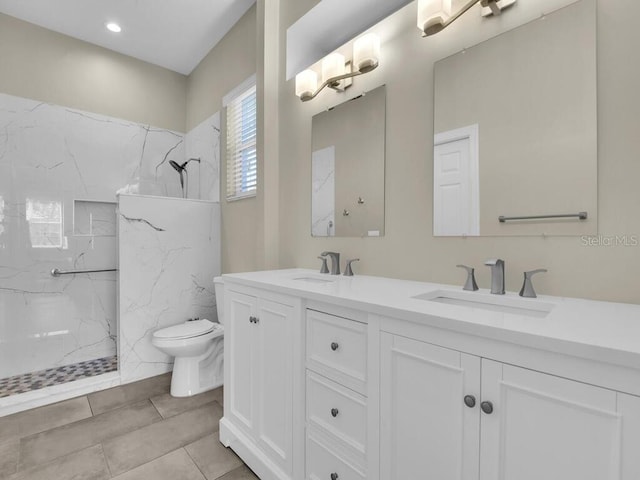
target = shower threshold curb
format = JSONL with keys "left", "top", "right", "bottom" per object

{"left": 0, "top": 371, "right": 121, "bottom": 417}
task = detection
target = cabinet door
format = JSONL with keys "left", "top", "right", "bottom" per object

{"left": 380, "top": 333, "right": 481, "bottom": 480}
{"left": 480, "top": 360, "right": 623, "bottom": 480}
{"left": 226, "top": 290, "right": 256, "bottom": 433}
{"left": 255, "top": 298, "right": 294, "bottom": 474}
{"left": 619, "top": 393, "right": 640, "bottom": 479}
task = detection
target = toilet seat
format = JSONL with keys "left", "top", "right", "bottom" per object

{"left": 153, "top": 319, "right": 223, "bottom": 341}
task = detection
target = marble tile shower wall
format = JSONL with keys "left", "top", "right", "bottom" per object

{"left": 0, "top": 92, "right": 221, "bottom": 380}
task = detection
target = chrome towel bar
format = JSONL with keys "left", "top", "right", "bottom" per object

{"left": 499, "top": 212, "right": 587, "bottom": 223}
{"left": 51, "top": 268, "right": 117, "bottom": 277}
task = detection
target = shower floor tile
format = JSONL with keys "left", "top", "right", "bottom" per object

{"left": 0, "top": 356, "right": 118, "bottom": 398}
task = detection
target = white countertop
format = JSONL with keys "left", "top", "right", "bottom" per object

{"left": 222, "top": 268, "right": 640, "bottom": 371}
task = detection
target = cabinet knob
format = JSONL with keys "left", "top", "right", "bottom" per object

{"left": 330, "top": 342, "right": 339, "bottom": 351}
{"left": 463, "top": 395, "right": 476, "bottom": 408}
{"left": 330, "top": 473, "right": 339, "bottom": 480}
{"left": 331, "top": 408, "right": 339, "bottom": 418}
{"left": 481, "top": 401, "right": 494, "bottom": 414}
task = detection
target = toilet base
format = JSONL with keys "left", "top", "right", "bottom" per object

{"left": 170, "top": 335, "right": 224, "bottom": 397}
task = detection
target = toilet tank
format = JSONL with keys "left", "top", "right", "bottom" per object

{"left": 213, "top": 277, "right": 224, "bottom": 325}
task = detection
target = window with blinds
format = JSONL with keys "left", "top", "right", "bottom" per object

{"left": 226, "top": 83, "right": 257, "bottom": 201}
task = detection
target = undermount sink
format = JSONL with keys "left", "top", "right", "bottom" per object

{"left": 291, "top": 275, "right": 337, "bottom": 284}
{"left": 412, "top": 290, "right": 555, "bottom": 318}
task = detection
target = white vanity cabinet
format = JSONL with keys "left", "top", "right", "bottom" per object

{"left": 220, "top": 269, "right": 640, "bottom": 480}
{"left": 220, "top": 286, "right": 302, "bottom": 480}
{"left": 380, "top": 332, "right": 640, "bottom": 480}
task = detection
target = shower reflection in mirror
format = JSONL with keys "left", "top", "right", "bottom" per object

{"left": 311, "top": 85, "right": 386, "bottom": 237}
{"left": 311, "top": 146, "right": 336, "bottom": 237}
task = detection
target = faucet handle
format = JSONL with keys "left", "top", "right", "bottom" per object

{"left": 318, "top": 256, "right": 329, "bottom": 274}
{"left": 484, "top": 258, "right": 504, "bottom": 266}
{"left": 519, "top": 269, "right": 547, "bottom": 298}
{"left": 344, "top": 258, "right": 360, "bottom": 277}
{"left": 456, "top": 265, "right": 479, "bottom": 291}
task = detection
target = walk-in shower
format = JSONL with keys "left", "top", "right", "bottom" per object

{"left": 0, "top": 190, "right": 119, "bottom": 400}
{"left": 0, "top": 92, "right": 188, "bottom": 411}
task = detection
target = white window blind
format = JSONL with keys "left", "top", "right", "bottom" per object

{"left": 226, "top": 81, "right": 257, "bottom": 201}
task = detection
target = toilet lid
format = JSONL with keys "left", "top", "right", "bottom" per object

{"left": 153, "top": 319, "right": 218, "bottom": 340}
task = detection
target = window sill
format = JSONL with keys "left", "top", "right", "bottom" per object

{"left": 226, "top": 191, "right": 257, "bottom": 203}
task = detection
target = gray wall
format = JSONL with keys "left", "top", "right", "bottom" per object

{"left": 276, "top": 0, "right": 640, "bottom": 304}
{"left": 434, "top": 1, "right": 597, "bottom": 236}
{"left": 3, "top": 0, "right": 640, "bottom": 304}
{"left": 0, "top": 13, "right": 187, "bottom": 132}
{"left": 187, "top": 5, "right": 259, "bottom": 274}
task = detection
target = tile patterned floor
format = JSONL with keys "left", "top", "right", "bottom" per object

{"left": 0, "top": 356, "right": 118, "bottom": 398}
{"left": 0, "top": 374, "right": 258, "bottom": 480}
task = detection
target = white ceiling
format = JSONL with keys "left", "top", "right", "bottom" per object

{"left": 0, "top": 0, "right": 256, "bottom": 75}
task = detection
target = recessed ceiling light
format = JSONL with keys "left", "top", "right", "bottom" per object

{"left": 106, "top": 22, "right": 122, "bottom": 33}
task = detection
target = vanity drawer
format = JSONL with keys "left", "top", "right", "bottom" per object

{"left": 306, "top": 427, "right": 366, "bottom": 480}
{"left": 306, "top": 371, "right": 367, "bottom": 456}
{"left": 306, "top": 309, "right": 367, "bottom": 393}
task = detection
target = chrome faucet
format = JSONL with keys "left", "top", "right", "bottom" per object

{"left": 456, "top": 265, "right": 479, "bottom": 291}
{"left": 344, "top": 258, "right": 360, "bottom": 277}
{"left": 317, "top": 256, "right": 329, "bottom": 274}
{"left": 484, "top": 259, "right": 505, "bottom": 294}
{"left": 321, "top": 251, "right": 341, "bottom": 275}
{"left": 519, "top": 269, "right": 547, "bottom": 298}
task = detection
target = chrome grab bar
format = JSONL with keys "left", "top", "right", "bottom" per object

{"left": 51, "top": 268, "right": 117, "bottom": 277}
{"left": 499, "top": 211, "right": 587, "bottom": 223}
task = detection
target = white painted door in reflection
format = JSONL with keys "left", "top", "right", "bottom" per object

{"left": 433, "top": 124, "right": 480, "bottom": 237}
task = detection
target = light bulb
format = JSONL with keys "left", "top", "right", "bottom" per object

{"left": 106, "top": 22, "right": 122, "bottom": 33}
{"left": 322, "top": 53, "right": 346, "bottom": 84}
{"left": 417, "top": 0, "right": 452, "bottom": 34}
{"left": 353, "top": 33, "right": 380, "bottom": 73}
{"left": 295, "top": 70, "right": 318, "bottom": 100}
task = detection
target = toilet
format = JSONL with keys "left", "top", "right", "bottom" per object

{"left": 151, "top": 277, "right": 226, "bottom": 397}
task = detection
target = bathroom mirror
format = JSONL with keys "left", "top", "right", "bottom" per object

{"left": 433, "top": 0, "right": 597, "bottom": 237}
{"left": 311, "top": 85, "right": 386, "bottom": 237}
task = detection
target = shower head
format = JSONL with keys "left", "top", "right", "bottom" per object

{"left": 169, "top": 160, "right": 185, "bottom": 191}
{"left": 168, "top": 158, "right": 200, "bottom": 197}
{"left": 169, "top": 160, "right": 184, "bottom": 172}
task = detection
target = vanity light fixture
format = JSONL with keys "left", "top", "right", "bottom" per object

{"left": 295, "top": 33, "right": 380, "bottom": 102}
{"left": 106, "top": 22, "right": 122, "bottom": 33}
{"left": 418, "top": 0, "right": 516, "bottom": 36}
